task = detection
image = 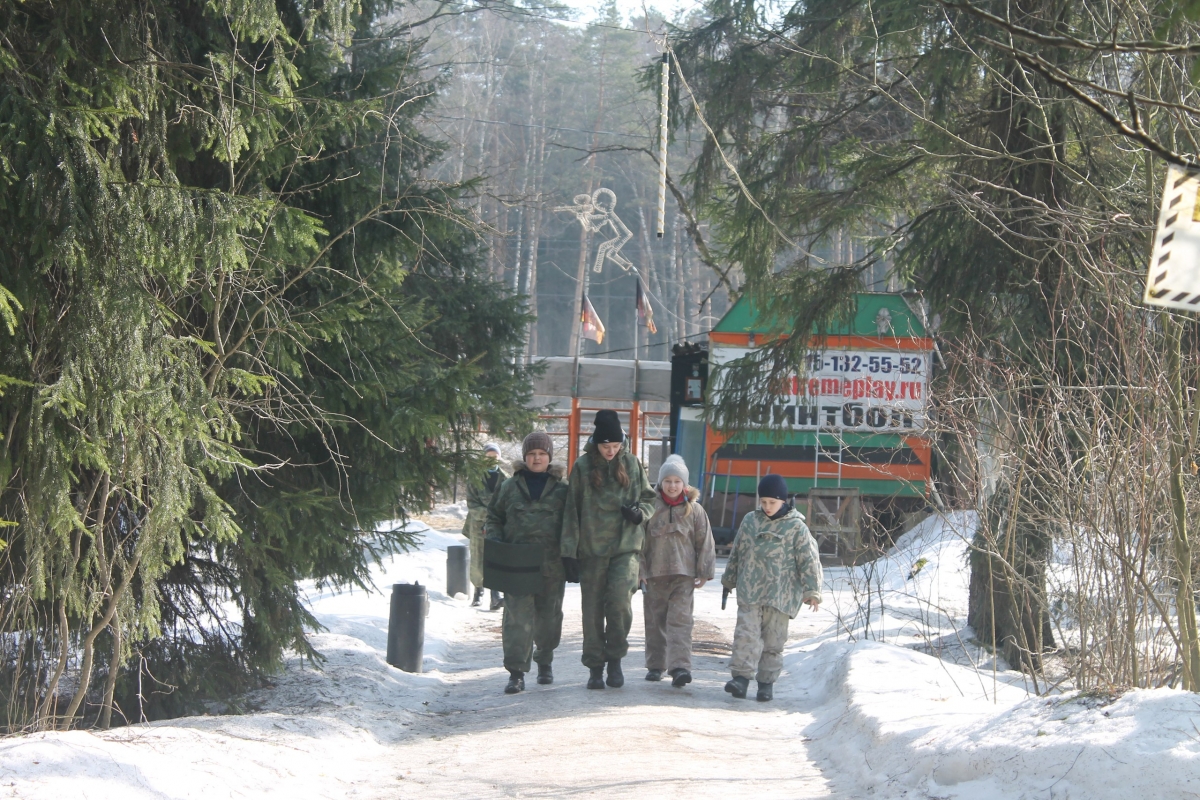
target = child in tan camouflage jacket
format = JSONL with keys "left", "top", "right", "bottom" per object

{"left": 721, "top": 473, "right": 823, "bottom": 703}
{"left": 640, "top": 455, "right": 716, "bottom": 688}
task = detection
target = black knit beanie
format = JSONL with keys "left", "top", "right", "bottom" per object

{"left": 592, "top": 409, "right": 624, "bottom": 444}
{"left": 758, "top": 473, "right": 789, "bottom": 501}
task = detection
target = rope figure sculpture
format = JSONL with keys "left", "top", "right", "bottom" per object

{"left": 555, "top": 188, "right": 635, "bottom": 273}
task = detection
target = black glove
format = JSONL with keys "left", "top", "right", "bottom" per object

{"left": 561, "top": 556, "right": 581, "bottom": 583}
{"left": 620, "top": 503, "right": 645, "bottom": 525}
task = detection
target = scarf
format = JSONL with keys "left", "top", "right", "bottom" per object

{"left": 661, "top": 489, "right": 687, "bottom": 507}
{"left": 767, "top": 502, "right": 793, "bottom": 521}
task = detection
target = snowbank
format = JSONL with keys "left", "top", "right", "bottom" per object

{"left": 794, "top": 512, "right": 1200, "bottom": 799}
{"left": 0, "top": 521, "right": 478, "bottom": 799}
{"left": 796, "top": 510, "right": 1012, "bottom": 688}
{"left": 793, "top": 639, "right": 1200, "bottom": 799}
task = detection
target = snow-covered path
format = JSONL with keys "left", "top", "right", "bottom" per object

{"left": 370, "top": 587, "right": 832, "bottom": 799}
{"left": 1, "top": 523, "right": 835, "bottom": 799}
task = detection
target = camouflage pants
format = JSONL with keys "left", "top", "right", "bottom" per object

{"left": 643, "top": 575, "right": 695, "bottom": 672}
{"left": 502, "top": 574, "right": 566, "bottom": 673}
{"left": 730, "top": 603, "right": 790, "bottom": 683}
{"left": 579, "top": 552, "right": 640, "bottom": 668}
{"left": 465, "top": 509, "right": 486, "bottom": 588}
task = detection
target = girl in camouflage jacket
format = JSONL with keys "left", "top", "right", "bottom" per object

{"left": 560, "top": 410, "right": 657, "bottom": 690}
{"left": 640, "top": 455, "right": 715, "bottom": 688}
{"left": 721, "top": 473, "right": 822, "bottom": 703}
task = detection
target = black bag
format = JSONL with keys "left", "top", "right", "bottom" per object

{"left": 482, "top": 539, "right": 545, "bottom": 596}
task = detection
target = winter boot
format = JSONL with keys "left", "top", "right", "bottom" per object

{"left": 644, "top": 669, "right": 663, "bottom": 682}
{"left": 504, "top": 671, "right": 525, "bottom": 694}
{"left": 537, "top": 663, "right": 554, "bottom": 685}
{"left": 756, "top": 682, "right": 774, "bottom": 702}
{"left": 470, "top": 587, "right": 483, "bottom": 607}
{"left": 587, "top": 666, "right": 605, "bottom": 690}
{"left": 724, "top": 675, "right": 750, "bottom": 699}
{"left": 489, "top": 590, "right": 504, "bottom": 611}
{"left": 606, "top": 659, "right": 625, "bottom": 688}
{"left": 670, "top": 668, "right": 693, "bottom": 688}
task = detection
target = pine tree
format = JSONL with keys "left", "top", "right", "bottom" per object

{"left": 667, "top": 0, "right": 1200, "bottom": 683}
{"left": 0, "top": 0, "right": 532, "bottom": 728}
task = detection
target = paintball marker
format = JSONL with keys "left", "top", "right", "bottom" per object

{"left": 721, "top": 586, "right": 730, "bottom": 610}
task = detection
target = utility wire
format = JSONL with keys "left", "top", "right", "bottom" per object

{"left": 567, "top": 330, "right": 711, "bottom": 359}
{"left": 426, "top": 113, "right": 654, "bottom": 141}
{"left": 666, "top": 47, "right": 821, "bottom": 262}
{"left": 631, "top": 265, "right": 706, "bottom": 329}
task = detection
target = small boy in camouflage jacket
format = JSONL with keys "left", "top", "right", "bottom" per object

{"left": 721, "top": 473, "right": 823, "bottom": 702}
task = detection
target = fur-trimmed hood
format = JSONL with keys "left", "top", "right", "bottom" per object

{"left": 511, "top": 459, "right": 566, "bottom": 480}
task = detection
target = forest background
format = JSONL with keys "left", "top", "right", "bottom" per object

{"left": 8, "top": 0, "right": 1200, "bottom": 737}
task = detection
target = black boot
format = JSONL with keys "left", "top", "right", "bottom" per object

{"left": 756, "top": 682, "right": 774, "bottom": 702}
{"left": 504, "top": 671, "right": 525, "bottom": 694}
{"left": 537, "top": 663, "right": 554, "bottom": 685}
{"left": 489, "top": 590, "right": 504, "bottom": 611}
{"left": 724, "top": 675, "right": 749, "bottom": 699}
{"left": 587, "top": 666, "right": 605, "bottom": 690}
{"left": 471, "top": 587, "right": 483, "bottom": 607}
{"left": 606, "top": 659, "right": 624, "bottom": 688}
{"left": 670, "top": 668, "right": 692, "bottom": 688}
{"left": 645, "top": 669, "right": 663, "bottom": 682}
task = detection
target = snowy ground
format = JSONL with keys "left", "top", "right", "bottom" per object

{"left": 2, "top": 510, "right": 1199, "bottom": 798}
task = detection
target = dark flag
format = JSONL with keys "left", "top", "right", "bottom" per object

{"left": 581, "top": 295, "right": 606, "bottom": 344}
{"left": 636, "top": 280, "right": 658, "bottom": 335}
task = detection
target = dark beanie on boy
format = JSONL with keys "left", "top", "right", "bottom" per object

{"left": 758, "top": 473, "right": 789, "bottom": 501}
{"left": 592, "top": 410, "right": 624, "bottom": 444}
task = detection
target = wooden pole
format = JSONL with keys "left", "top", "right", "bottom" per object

{"left": 630, "top": 401, "right": 641, "bottom": 463}
{"left": 569, "top": 396, "right": 581, "bottom": 472}
{"left": 1165, "top": 313, "right": 1200, "bottom": 689}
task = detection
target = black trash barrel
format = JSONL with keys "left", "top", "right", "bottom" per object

{"left": 446, "top": 544, "right": 469, "bottom": 598}
{"left": 387, "top": 582, "right": 428, "bottom": 672}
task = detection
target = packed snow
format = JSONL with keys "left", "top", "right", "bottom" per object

{"left": 2, "top": 510, "right": 1198, "bottom": 798}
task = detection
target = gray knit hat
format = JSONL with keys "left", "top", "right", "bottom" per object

{"left": 657, "top": 454, "right": 689, "bottom": 486}
{"left": 482, "top": 442, "right": 502, "bottom": 456}
{"left": 522, "top": 430, "right": 553, "bottom": 461}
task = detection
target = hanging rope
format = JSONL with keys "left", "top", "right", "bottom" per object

{"left": 666, "top": 47, "right": 825, "bottom": 264}
{"left": 657, "top": 51, "right": 670, "bottom": 238}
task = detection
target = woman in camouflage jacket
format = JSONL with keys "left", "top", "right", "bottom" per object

{"left": 465, "top": 443, "right": 508, "bottom": 609}
{"left": 486, "top": 431, "right": 568, "bottom": 694}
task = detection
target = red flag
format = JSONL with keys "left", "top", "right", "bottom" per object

{"left": 581, "top": 295, "right": 606, "bottom": 344}
{"left": 636, "top": 280, "right": 658, "bottom": 335}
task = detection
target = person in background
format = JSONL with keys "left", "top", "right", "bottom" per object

{"left": 466, "top": 442, "right": 508, "bottom": 609}
{"left": 721, "top": 473, "right": 823, "bottom": 702}
{"left": 640, "top": 455, "right": 715, "bottom": 688}
{"left": 560, "top": 410, "right": 657, "bottom": 690}
{"left": 486, "top": 431, "right": 568, "bottom": 693}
